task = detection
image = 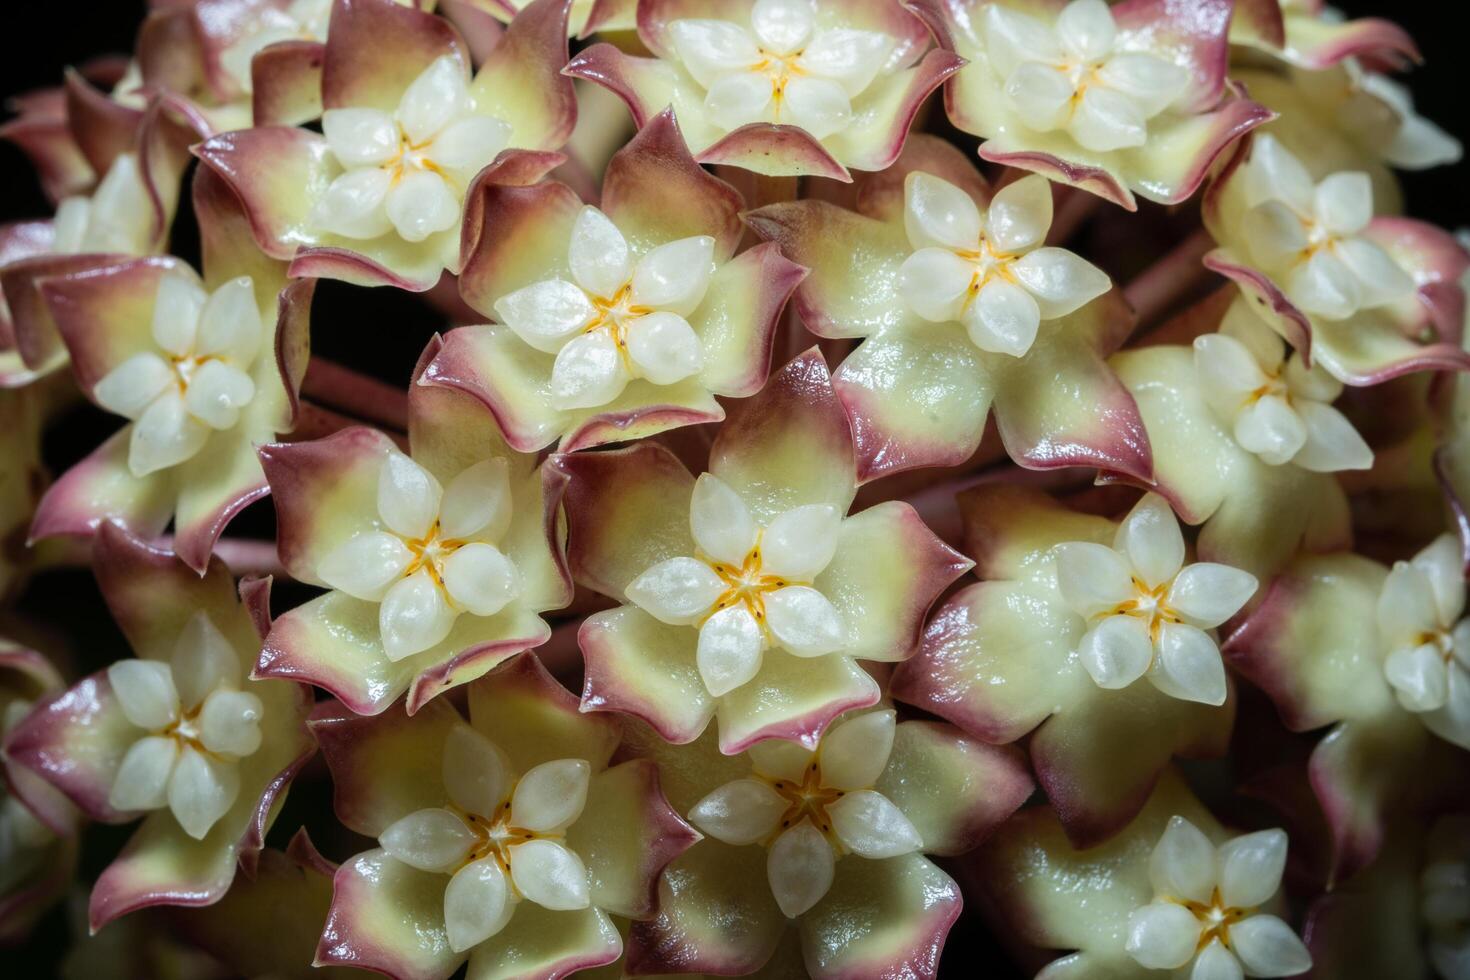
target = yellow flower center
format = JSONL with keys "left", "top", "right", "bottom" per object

{"left": 1107, "top": 577, "right": 1182, "bottom": 643}
{"left": 401, "top": 520, "right": 467, "bottom": 590}
{"left": 449, "top": 793, "right": 566, "bottom": 897}
{"left": 955, "top": 235, "right": 1022, "bottom": 312}
{"left": 703, "top": 541, "right": 792, "bottom": 628}
{"left": 765, "top": 759, "right": 846, "bottom": 847}
{"left": 1176, "top": 888, "right": 1255, "bottom": 952}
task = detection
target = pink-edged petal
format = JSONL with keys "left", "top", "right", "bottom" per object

{"left": 697, "top": 122, "right": 852, "bottom": 181}
{"left": 164, "top": 832, "right": 339, "bottom": 979}
{"left": 315, "top": 848, "right": 463, "bottom": 980}
{"left": 469, "top": 0, "right": 577, "bottom": 152}
{"left": 62, "top": 69, "right": 144, "bottom": 178}
{"left": 988, "top": 290, "right": 1152, "bottom": 484}
{"left": 321, "top": 0, "right": 469, "bottom": 113}
{"left": 625, "top": 840, "right": 785, "bottom": 976}
{"left": 977, "top": 140, "right": 1137, "bottom": 211}
{"left": 1222, "top": 553, "right": 1394, "bottom": 732}
{"left": 1114, "top": 95, "right": 1275, "bottom": 206}
{"left": 693, "top": 241, "right": 802, "bottom": 398}
{"left": 709, "top": 348, "right": 856, "bottom": 524}
{"left": 465, "top": 905, "right": 622, "bottom": 979}
{"left": 250, "top": 40, "right": 326, "bottom": 127}
{"left": 42, "top": 257, "right": 188, "bottom": 397}
{"left": 1306, "top": 712, "right": 1454, "bottom": 885}
{"left": 550, "top": 440, "right": 695, "bottom": 600}
{"left": 465, "top": 650, "right": 621, "bottom": 774}
{"left": 1273, "top": 13, "right": 1419, "bottom": 72}
{"left": 421, "top": 324, "right": 565, "bottom": 453}
{"left": 957, "top": 482, "right": 1115, "bottom": 585}
{"left": 87, "top": 810, "right": 239, "bottom": 931}
{"left": 800, "top": 853, "right": 962, "bottom": 980}
{"left": 1201, "top": 248, "right": 1314, "bottom": 358}
{"left": 876, "top": 720, "right": 1032, "bottom": 856}
{"left": 193, "top": 126, "right": 331, "bottom": 262}
{"left": 257, "top": 425, "right": 394, "bottom": 584}
{"left": 456, "top": 177, "right": 581, "bottom": 323}
{"left": 834, "top": 323, "right": 995, "bottom": 480}
{"left": 1030, "top": 675, "right": 1234, "bottom": 848}
{"left": 3, "top": 671, "right": 138, "bottom": 823}
{"left": 565, "top": 758, "right": 700, "bottom": 918}
{"left": 578, "top": 606, "right": 713, "bottom": 745}
{"left": 258, "top": 589, "right": 552, "bottom": 717}
{"left": 891, "top": 580, "right": 1086, "bottom": 743}
{"left": 28, "top": 429, "right": 175, "bottom": 548}
{"left": 310, "top": 695, "right": 460, "bottom": 837}
{"left": 715, "top": 649, "right": 880, "bottom": 755}
{"left": 600, "top": 107, "right": 744, "bottom": 260}
{"left": 743, "top": 200, "right": 915, "bottom": 341}
{"left": 560, "top": 42, "right": 686, "bottom": 134}
{"left": 4, "top": 253, "right": 144, "bottom": 377}
{"left": 815, "top": 501, "right": 972, "bottom": 662}
{"left": 1111, "top": 0, "right": 1233, "bottom": 111}
{"left": 823, "top": 49, "right": 966, "bottom": 174}
{"left": 0, "top": 110, "right": 93, "bottom": 207}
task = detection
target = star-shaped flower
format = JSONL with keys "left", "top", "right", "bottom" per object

{"left": 565, "top": 0, "right": 961, "bottom": 180}
{"left": 430, "top": 109, "right": 801, "bottom": 453}
{"left": 197, "top": 0, "right": 576, "bottom": 290}
{"left": 310, "top": 652, "right": 697, "bottom": 980}
{"left": 745, "top": 136, "right": 1150, "bottom": 482}
{"left": 898, "top": 170, "right": 1109, "bottom": 356}
{"left": 1126, "top": 817, "right": 1312, "bottom": 977}
{"left": 1194, "top": 298, "right": 1371, "bottom": 472}
{"left": 1203, "top": 132, "right": 1470, "bottom": 385}
{"left": 1053, "top": 493, "right": 1257, "bottom": 705}
{"left": 911, "top": 0, "right": 1271, "bottom": 208}
{"left": 30, "top": 167, "right": 314, "bottom": 573}
{"left": 688, "top": 710, "right": 922, "bottom": 916}
{"left": 256, "top": 336, "right": 571, "bottom": 715}
{"left": 557, "top": 349, "right": 970, "bottom": 753}
{"left": 974, "top": 771, "right": 1312, "bottom": 978}
{"left": 2, "top": 525, "right": 314, "bottom": 932}
{"left": 892, "top": 484, "right": 1239, "bottom": 846}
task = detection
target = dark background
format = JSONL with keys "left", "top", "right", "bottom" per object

{"left": 2, "top": 2, "right": 1465, "bottom": 977}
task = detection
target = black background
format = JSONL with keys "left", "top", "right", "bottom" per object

{"left": 2, "top": 2, "right": 1465, "bottom": 977}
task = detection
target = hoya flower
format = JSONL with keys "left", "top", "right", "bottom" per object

{"left": 431, "top": 111, "right": 801, "bottom": 452}
{"left": 256, "top": 338, "right": 572, "bottom": 715}
{"left": 1229, "top": 0, "right": 1419, "bottom": 75}
{"left": 1204, "top": 133, "right": 1470, "bottom": 385}
{"left": 29, "top": 168, "right": 314, "bottom": 573}
{"left": 197, "top": 0, "right": 576, "bottom": 291}
{"left": 1, "top": 90, "right": 203, "bottom": 385}
{"left": 1194, "top": 299, "right": 1372, "bottom": 472}
{"left": 1224, "top": 538, "right": 1470, "bottom": 881}
{"left": 622, "top": 706, "right": 1030, "bottom": 976}
{"left": 311, "top": 652, "right": 697, "bottom": 979}
{"left": 3, "top": 525, "right": 314, "bottom": 931}
{"left": 892, "top": 485, "right": 1239, "bottom": 846}
{"left": 0, "top": 641, "right": 77, "bottom": 943}
{"left": 557, "top": 349, "right": 970, "bottom": 753}
{"left": 975, "top": 769, "right": 1310, "bottom": 977}
{"left": 1125, "top": 817, "right": 1311, "bottom": 977}
{"left": 566, "top": 0, "right": 962, "bottom": 180}
{"left": 1105, "top": 290, "right": 1364, "bottom": 585}
{"left": 1052, "top": 493, "right": 1257, "bottom": 704}
{"left": 689, "top": 710, "right": 926, "bottom": 916}
{"left": 1377, "top": 535, "right": 1470, "bottom": 733}
{"left": 910, "top": 0, "right": 1271, "bottom": 208}
{"left": 747, "top": 136, "right": 1151, "bottom": 481}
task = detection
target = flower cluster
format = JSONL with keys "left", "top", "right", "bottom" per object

{"left": 1, "top": 0, "right": 1467, "bottom": 977}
